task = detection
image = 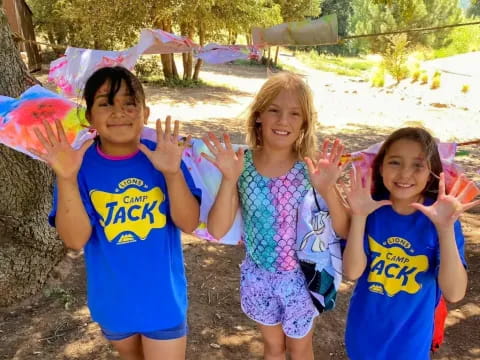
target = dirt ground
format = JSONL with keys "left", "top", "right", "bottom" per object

{"left": 1, "top": 57, "right": 479, "bottom": 359}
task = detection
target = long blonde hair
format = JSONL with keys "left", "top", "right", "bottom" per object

{"left": 245, "top": 72, "right": 317, "bottom": 159}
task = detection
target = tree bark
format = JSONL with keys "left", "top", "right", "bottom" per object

{"left": 0, "top": 2, "right": 64, "bottom": 307}
{"left": 193, "top": 20, "right": 205, "bottom": 81}
{"left": 181, "top": 23, "right": 193, "bottom": 80}
{"left": 156, "top": 19, "right": 178, "bottom": 80}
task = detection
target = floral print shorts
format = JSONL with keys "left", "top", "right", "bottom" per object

{"left": 240, "top": 256, "right": 319, "bottom": 338}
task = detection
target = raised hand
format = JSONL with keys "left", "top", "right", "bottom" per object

{"left": 201, "top": 132, "right": 244, "bottom": 182}
{"left": 139, "top": 116, "right": 189, "bottom": 175}
{"left": 344, "top": 167, "right": 392, "bottom": 216}
{"left": 411, "top": 173, "right": 480, "bottom": 227}
{"left": 29, "top": 119, "right": 93, "bottom": 180}
{"left": 305, "top": 138, "right": 347, "bottom": 196}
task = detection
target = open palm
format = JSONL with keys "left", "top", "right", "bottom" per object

{"left": 411, "top": 173, "right": 480, "bottom": 227}
{"left": 344, "top": 167, "right": 391, "bottom": 216}
{"left": 29, "top": 119, "right": 92, "bottom": 180}
{"left": 305, "top": 139, "right": 346, "bottom": 195}
{"left": 201, "top": 132, "right": 244, "bottom": 182}
{"left": 139, "top": 116, "right": 188, "bottom": 175}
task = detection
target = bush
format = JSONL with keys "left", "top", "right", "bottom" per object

{"left": 134, "top": 55, "right": 163, "bottom": 78}
{"left": 382, "top": 34, "right": 410, "bottom": 84}
{"left": 431, "top": 74, "right": 441, "bottom": 89}
{"left": 144, "top": 77, "right": 206, "bottom": 88}
{"left": 431, "top": 25, "right": 480, "bottom": 59}
{"left": 370, "top": 66, "right": 385, "bottom": 87}
{"left": 461, "top": 84, "right": 470, "bottom": 93}
{"left": 420, "top": 73, "right": 429, "bottom": 85}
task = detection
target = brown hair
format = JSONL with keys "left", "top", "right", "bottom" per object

{"left": 245, "top": 72, "right": 317, "bottom": 159}
{"left": 371, "top": 127, "right": 442, "bottom": 200}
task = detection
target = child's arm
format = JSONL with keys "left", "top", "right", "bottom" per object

{"left": 139, "top": 117, "right": 200, "bottom": 233}
{"left": 305, "top": 138, "right": 350, "bottom": 238}
{"left": 436, "top": 226, "right": 467, "bottom": 303}
{"left": 55, "top": 178, "right": 93, "bottom": 250}
{"left": 342, "top": 168, "right": 391, "bottom": 280}
{"left": 163, "top": 171, "right": 200, "bottom": 233}
{"left": 202, "top": 133, "right": 244, "bottom": 239}
{"left": 411, "top": 173, "right": 480, "bottom": 303}
{"left": 31, "top": 120, "right": 93, "bottom": 250}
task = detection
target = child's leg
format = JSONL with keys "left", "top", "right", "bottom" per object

{"left": 110, "top": 334, "right": 144, "bottom": 360}
{"left": 285, "top": 327, "right": 315, "bottom": 360}
{"left": 258, "top": 323, "right": 286, "bottom": 360}
{"left": 141, "top": 336, "right": 186, "bottom": 360}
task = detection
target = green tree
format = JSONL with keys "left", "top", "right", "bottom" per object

{"left": 274, "top": 0, "right": 322, "bottom": 21}
{"left": 467, "top": 0, "right": 480, "bottom": 16}
{"left": 349, "top": 0, "right": 462, "bottom": 53}
{"left": 317, "top": 0, "right": 354, "bottom": 54}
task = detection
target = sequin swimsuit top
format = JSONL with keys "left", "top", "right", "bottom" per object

{"left": 238, "top": 150, "right": 311, "bottom": 272}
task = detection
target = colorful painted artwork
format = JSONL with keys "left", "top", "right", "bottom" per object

{"left": 0, "top": 85, "right": 89, "bottom": 159}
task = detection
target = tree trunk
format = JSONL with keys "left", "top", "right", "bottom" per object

{"left": 0, "top": 2, "right": 64, "bottom": 307}
{"left": 156, "top": 19, "right": 178, "bottom": 80}
{"left": 171, "top": 54, "right": 179, "bottom": 79}
{"left": 193, "top": 20, "right": 205, "bottom": 81}
{"left": 274, "top": 46, "right": 280, "bottom": 66}
{"left": 181, "top": 24, "right": 193, "bottom": 80}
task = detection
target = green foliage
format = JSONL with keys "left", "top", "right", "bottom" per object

{"left": 134, "top": 56, "right": 163, "bottom": 78}
{"left": 141, "top": 76, "right": 207, "bottom": 88}
{"left": 420, "top": 73, "right": 429, "bottom": 84}
{"left": 382, "top": 34, "right": 410, "bottom": 83}
{"left": 349, "top": 0, "right": 463, "bottom": 54}
{"left": 297, "top": 50, "right": 375, "bottom": 76}
{"left": 430, "top": 73, "right": 441, "bottom": 89}
{"left": 461, "top": 84, "right": 470, "bottom": 93}
{"left": 430, "top": 25, "right": 480, "bottom": 58}
{"left": 273, "top": 0, "right": 323, "bottom": 21}
{"left": 370, "top": 65, "right": 385, "bottom": 87}
{"left": 317, "top": 0, "right": 356, "bottom": 55}
{"left": 28, "top": 0, "right": 148, "bottom": 48}
{"left": 467, "top": 0, "right": 480, "bottom": 17}
{"left": 411, "top": 69, "right": 421, "bottom": 82}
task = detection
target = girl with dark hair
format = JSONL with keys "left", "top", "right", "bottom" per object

{"left": 31, "top": 66, "right": 201, "bottom": 360}
{"left": 342, "top": 127, "right": 479, "bottom": 360}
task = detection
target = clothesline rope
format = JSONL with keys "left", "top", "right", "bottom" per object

{"left": 15, "top": 20, "right": 480, "bottom": 50}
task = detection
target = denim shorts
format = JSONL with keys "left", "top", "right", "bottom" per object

{"left": 101, "top": 320, "right": 188, "bottom": 341}
{"left": 240, "top": 256, "right": 319, "bottom": 338}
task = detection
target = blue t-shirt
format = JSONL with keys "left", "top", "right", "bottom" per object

{"left": 49, "top": 139, "right": 201, "bottom": 332}
{"left": 345, "top": 202, "right": 466, "bottom": 360}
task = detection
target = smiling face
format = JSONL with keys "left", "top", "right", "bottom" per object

{"left": 88, "top": 80, "right": 149, "bottom": 155}
{"left": 380, "top": 139, "right": 431, "bottom": 207}
{"left": 256, "top": 89, "right": 304, "bottom": 153}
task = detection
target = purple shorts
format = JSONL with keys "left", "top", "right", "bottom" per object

{"left": 240, "top": 256, "right": 319, "bottom": 338}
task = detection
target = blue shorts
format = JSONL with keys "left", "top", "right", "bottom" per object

{"left": 101, "top": 321, "right": 188, "bottom": 341}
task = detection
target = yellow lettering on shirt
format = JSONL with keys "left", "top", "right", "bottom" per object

{"left": 90, "top": 187, "right": 166, "bottom": 243}
{"left": 367, "top": 236, "right": 428, "bottom": 297}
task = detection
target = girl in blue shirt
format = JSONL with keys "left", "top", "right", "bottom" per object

{"left": 31, "top": 66, "right": 200, "bottom": 360}
{"left": 342, "top": 127, "right": 479, "bottom": 360}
